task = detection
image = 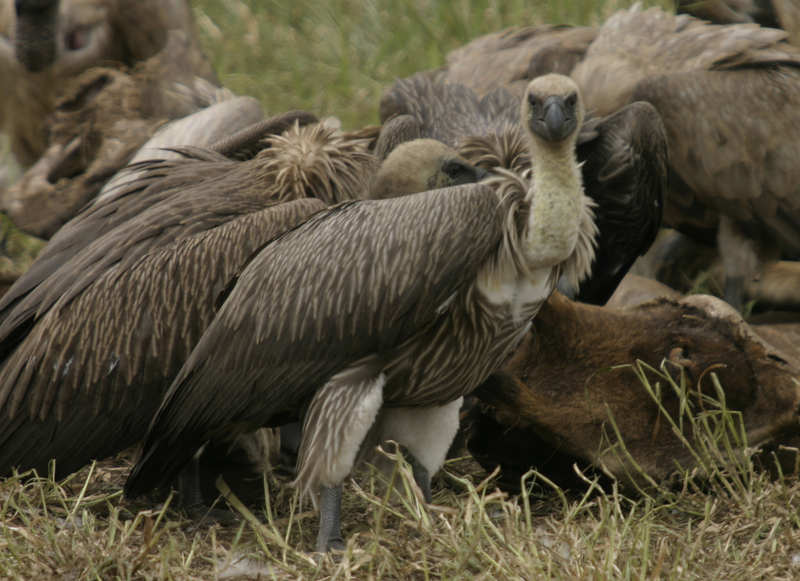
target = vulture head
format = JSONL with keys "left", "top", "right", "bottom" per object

{"left": 523, "top": 74, "right": 584, "bottom": 146}
{"left": 368, "top": 138, "right": 489, "bottom": 199}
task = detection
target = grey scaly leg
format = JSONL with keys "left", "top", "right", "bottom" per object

{"left": 402, "top": 449, "right": 433, "bottom": 504}
{"left": 316, "top": 484, "right": 345, "bottom": 552}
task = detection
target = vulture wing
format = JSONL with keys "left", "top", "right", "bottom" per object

{"left": 125, "top": 185, "right": 504, "bottom": 496}
{"left": 633, "top": 67, "right": 800, "bottom": 258}
{"left": 571, "top": 102, "right": 668, "bottom": 304}
{"left": 0, "top": 198, "right": 325, "bottom": 478}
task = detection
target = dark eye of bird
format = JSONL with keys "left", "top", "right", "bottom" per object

{"left": 566, "top": 93, "right": 577, "bottom": 108}
{"left": 528, "top": 94, "right": 537, "bottom": 108}
{"left": 443, "top": 161, "right": 462, "bottom": 179}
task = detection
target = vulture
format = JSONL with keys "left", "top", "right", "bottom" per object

{"left": 0, "top": 116, "right": 488, "bottom": 515}
{"left": 0, "top": 0, "right": 213, "bottom": 167}
{"left": 465, "top": 285, "right": 800, "bottom": 492}
{"left": 381, "top": 73, "right": 668, "bottom": 305}
{"left": 571, "top": 4, "right": 800, "bottom": 310}
{"left": 124, "top": 74, "right": 598, "bottom": 552}
{"left": 2, "top": 29, "right": 237, "bottom": 239}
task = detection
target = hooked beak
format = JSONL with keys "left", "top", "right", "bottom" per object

{"left": 475, "top": 167, "right": 490, "bottom": 181}
{"left": 543, "top": 96, "right": 567, "bottom": 142}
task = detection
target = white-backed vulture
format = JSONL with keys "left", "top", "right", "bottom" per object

{"left": 1, "top": 30, "right": 237, "bottom": 239}
{"left": 0, "top": 116, "right": 489, "bottom": 514}
{"left": 0, "top": 0, "right": 214, "bottom": 167}
{"left": 571, "top": 4, "right": 800, "bottom": 310}
{"left": 381, "top": 73, "right": 668, "bottom": 305}
{"left": 464, "top": 288, "right": 800, "bottom": 492}
{"left": 124, "top": 75, "right": 598, "bottom": 552}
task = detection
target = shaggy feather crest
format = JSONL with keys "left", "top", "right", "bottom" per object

{"left": 263, "top": 122, "right": 377, "bottom": 205}
{"left": 457, "top": 124, "right": 531, "bottom": 174}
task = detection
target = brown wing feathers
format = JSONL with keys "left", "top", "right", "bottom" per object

{"left": 125, "top": 186, "right": 503, "bottom": 496}
{"left": 0, "top": 120, "right": 373, "bottom": 478}
{"left": 0, "top": 198, "right": 325, "bottom": 477}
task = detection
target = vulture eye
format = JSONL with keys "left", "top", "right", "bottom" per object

{"left": 566, "top": 93, "right": 577, "bottom": 108}
{"left": 444, "top": 161, "right": 463, "bottom": 179}
{"left": 528, "top": 94, "right": 537, "bottom": 108}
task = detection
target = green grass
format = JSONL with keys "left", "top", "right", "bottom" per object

{"left": 192, "top": 0, "right": 668, "bottom": 128}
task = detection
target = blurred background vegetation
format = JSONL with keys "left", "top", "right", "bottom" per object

{"left": 192, "top": 0, "right": 669, "bottom": 128}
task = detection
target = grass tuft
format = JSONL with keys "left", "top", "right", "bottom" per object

{"left": 4, "top": 366, "right": 800, "bottom": 581}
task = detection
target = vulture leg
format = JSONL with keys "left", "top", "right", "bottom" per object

{"left": 401, "top": 448, "right": 433, "bottom": 503}
{"left": 316, "top": 485, "right": 345, "bottom": 553}
{"left": 360, "top": 398, "right": 464, "bottom": 505}
{"left": 718, "top": 216, "right": 759, "bottom": 311}
{"left": 293, "top": 363, "right": 386, "bottom": 552}
{"left": 725, "top": 276, "right": 745, "bottom": 312}
{"left": 177, "top": 454, "right": 238, "bottom": 526}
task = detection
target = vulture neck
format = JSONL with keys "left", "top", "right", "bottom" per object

{"left": 523, "top": 137, "right": 584, "bottom": 271}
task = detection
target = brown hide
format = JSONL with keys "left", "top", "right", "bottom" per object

{"left": 467, "top": 291, "right": 800, "bottom": 489}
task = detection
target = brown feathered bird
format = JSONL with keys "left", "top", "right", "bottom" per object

{"left": 125, "top": 75, "right": 598, "bottom": 552}
{"left": 381, "top": 73, "right": 667, "bottom": 305}
{"left": 571, "top": 4, "right": 800, "bottom": 310}
{"left": 0, "top": 115, "right": 488, "bottom": 506}
{"left": 0, "top": 122, "right": 373, "bottom": 480}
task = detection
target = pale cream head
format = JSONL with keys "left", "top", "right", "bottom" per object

{"left": 368, "top": 138, "right": 488, "bottom": 199}
{"left": 522, "top": 74, "right": 585, "bottom": 147}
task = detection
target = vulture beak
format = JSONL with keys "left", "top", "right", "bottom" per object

{"left": 528, "top": 93, "right": 577, "bottom": 143}
{"left": 543, "top": 96, "right": 567, "bottom": 142}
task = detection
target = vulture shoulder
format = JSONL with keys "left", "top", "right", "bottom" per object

{"left": 125, "top": 185, "right": 504, "bottom": 496}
